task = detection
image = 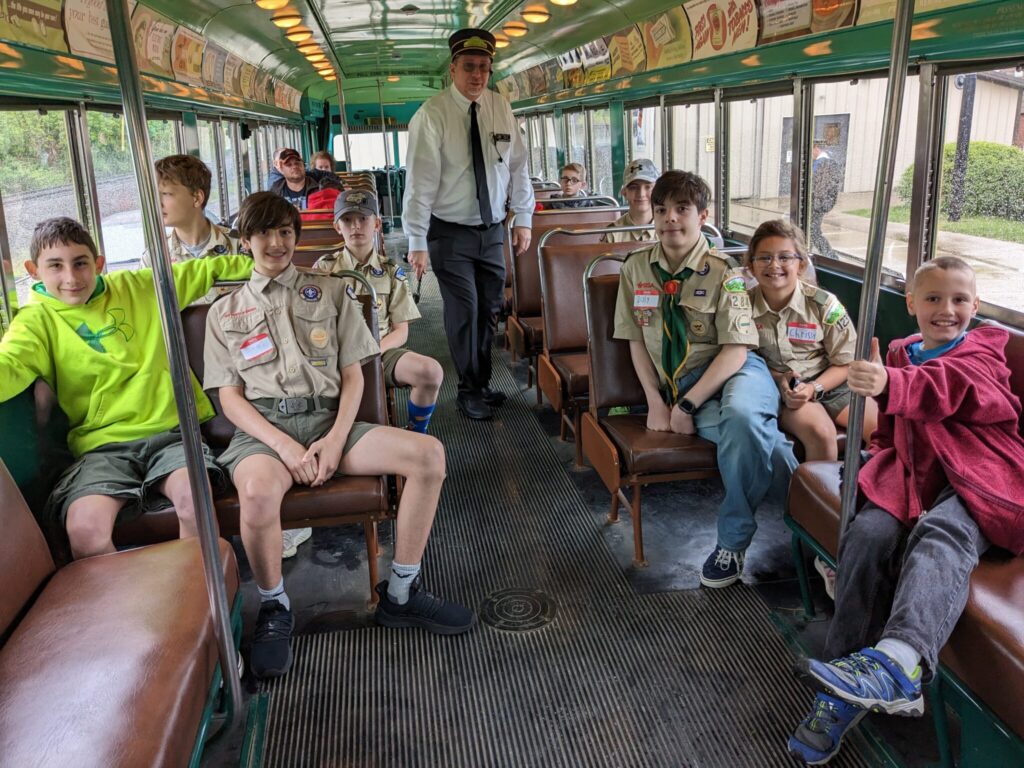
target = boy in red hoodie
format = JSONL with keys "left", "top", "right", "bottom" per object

{"left": 788, "top": 256, "right": 1024, "bottom": 765}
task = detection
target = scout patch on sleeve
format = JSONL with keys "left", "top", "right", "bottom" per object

{"left": 728, "top": 293, "right": 750, "bottom": 309}
{"left": 823, "top": 301, "right": 848, "bottom": 326}
{"left": 240, "top": 333, "right": 274, "bottom": 361}
{"left": 346, "top": 285, "right": 358, "bottom": 301}
{"left": 787, "top": 322, "right": 817, "bottom": 344}
{"left": 723, "top": 275, "right": 746, "bottom": 293}
{"left": 395, "top": 267, "right": 407, "bottom": 280}
{"left": 300, "top": 284, "right": 322, "bottom": 302}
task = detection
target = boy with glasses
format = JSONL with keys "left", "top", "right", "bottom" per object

{"left": 548, "top": 162, "right": 597, "bottom": 209}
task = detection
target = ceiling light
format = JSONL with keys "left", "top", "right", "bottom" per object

{"left": 550, "top": 0, "right": 577, "bottom": 5}
{"left": 285, "top": 26, "right": 312, "bottom": 42}
{"left": 305, "top": 53, "right": 326, "bottom": 62}
{"left": 322, "top": 73, "right": 337, "bottom": 81}
{"left": 494, "top": 33, "right": 510, "bottom": 48}
{"left": 387, "top": 75, "right": 400, "bottom": 82}
{"left": 297, "top": 42, "right": 321, "bottom": 54}
{"left": 271, "top": 10, "right": 303, "bottom": 28}
{"left": 314, "top": 60, "right": 333, "bottom": 70}
{"left": 254, "top": 0, "right": 289, "bottom": 9}
{"left": 503, "top": 21, "right": 528, "bottom": 37}
{"left": 521, "top": 5, "right": 550, "bottom": 23}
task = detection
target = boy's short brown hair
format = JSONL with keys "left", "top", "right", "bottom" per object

{"left": 746, "top": 219, "right": 809, "bottom": 266}
{"left": 29, "top": 217, "right": 98, "bottom": 264}
{"left": 560, "top": 162, "right": 587, "bottom": 181}
{"left": 155, "top": 154, "right": 212, "bottom": 209}
{"left": 311, "top": 150, "right": 335, "bottom": 169}
{"left": 237, "top": 191, "right": 303, "bottom": 240}
{"left": 912, "top": 255, "right": 976, "bottom": 292}
{"left": 651, "top": 170, "right": 711, "bottom": 212}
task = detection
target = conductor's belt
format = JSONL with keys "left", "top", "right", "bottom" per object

{"left": 252, "top": 396, "right": 339, "bottom": 415}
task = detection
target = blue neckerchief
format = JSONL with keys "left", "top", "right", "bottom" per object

{"left": 908, "top": 333, "right": 967, "bottom": 366}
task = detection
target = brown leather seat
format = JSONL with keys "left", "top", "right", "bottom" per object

{"left": 114, "top": 298, "right": 393, "bottom": 602}
{"left": 786, "top": 319, "right": 1024, "bottom": 743}
{"left": 582, "top": 272, "right": 719, "bottom": 566}
{"left": 552, "top": 352, "right": 590, "bottom": 397}
{"left": 0, "top": 461, "right": 238, "bottom": 768}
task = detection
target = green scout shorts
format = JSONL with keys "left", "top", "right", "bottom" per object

{"left": 216, "top": 403, "right": 379, "bottom": 481}
{"left": 381, "top": 347, "right": 410, "bottom": 389}
{"left": 46, "top": 428, "right": 222, "bottom": 528}
{"left": 815, "top": 379, "right": 853, "bottom": 421}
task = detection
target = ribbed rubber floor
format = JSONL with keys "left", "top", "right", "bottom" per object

{"left": 259, "top": 273, "right": 877, "bottom": 767}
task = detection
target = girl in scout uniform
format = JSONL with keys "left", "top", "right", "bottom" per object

{"left": 747, "top": 219, "right": 878, "bottom": 461}
{"left": 312, "top": 190, "right": 443, "bottom": 433}
{"left": 204, "top": 192, "right": 474, "bottom": 680}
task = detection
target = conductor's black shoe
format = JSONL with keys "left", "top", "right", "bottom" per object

{"left": 375, "top": 577, "right": 476, "bottom": 635}
{"left": 456, "top": 392, "right": 492, "bottom": 420}
{"left": 481, "top": 387, "right": 507, "bottom": 407}
{"left": 250, "top": 600, "right": 294, "bottom": 678}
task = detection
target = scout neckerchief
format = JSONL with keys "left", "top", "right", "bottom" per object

{"left": 650, "top": 236, "right": 715, "bottom": 404}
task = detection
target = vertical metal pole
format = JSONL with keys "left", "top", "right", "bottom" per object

{"left": 336, "top": 79, "right": 352, "bottom": 171}
{"left": 102, "top": 0, "right": 242, "bottom": 731}
{"left": 66, "top": 106, "right": 106, "bottom": 259}
{"left": 790, "top": 78, "right": 812, "bottom": 230}
{"left": 0, "top": 187, "right": 15, "bottom": 330}
{"left": 377, "top": 79, "right": 393, "bottom": 227}
{"left": 231, "top": 121, "right": 245, "bottom": 204}
{"left": 659, "top": 95, "right": 669, "bottom": 172}
{"left": 947, "top": 73, "right": 975, "bottom": 222}
{"left": 838, "top": 0, "right": 917, "bottom": 545}
{"left": 211, "top": 119, "right": 229, "bottom": 222}
{"left": 907, "top": 63, "right": 947, "bottom": 276}
{"left": 714, "top": 89, "right": 729, "bottom": 232}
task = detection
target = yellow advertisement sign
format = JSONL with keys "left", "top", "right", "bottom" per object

{"left": 687, "top": 0, "right": 759, "bottom": 61}
{"left": 0, "top": 0, "right": 67, "bottom": 52}
{"left": 857, "top": 0, "right": 973, "bottom": 25}
{"left": 172, "top": 26, "right": 204, "bottom": 85}
{"left": 131, "top": 4, "right": 174, "bottom": 78}
{"left": 641, "top": 6, "right": 692, "bottom": 70}
{"left": 607, "top": 24, "right": 647, "bottom": 77}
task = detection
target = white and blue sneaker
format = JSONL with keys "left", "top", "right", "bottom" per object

{"left": 788, "top": 692, "right": 867, "bottom": 765}
{"left": 800, "top": 647, "right": 924, "bottom": 716}
{"left": 699, "top": 545, "right": 745, "bottom": 588}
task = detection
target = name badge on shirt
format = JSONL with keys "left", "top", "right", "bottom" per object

{"left": 788, "top": 322, "right": 817, "bottom": 344}
{"left": 240, "top": 333, "right": 275, "bottom": 360}
{"left": 633, "top": 289, "right": 659, "bottom": 309}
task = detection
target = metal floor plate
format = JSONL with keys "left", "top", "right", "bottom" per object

{"left": 257, "top": 271, "right": 879, "bottom": 768}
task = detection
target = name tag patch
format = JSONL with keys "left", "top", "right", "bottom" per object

{"left": 634, "top": 289, "right": 659, "bottom": 309}
{"left": 788, "top": 322, "right": 817, "bottom": 344}
{"left": 240, "top": 333, "right": 274, "bottom": 361}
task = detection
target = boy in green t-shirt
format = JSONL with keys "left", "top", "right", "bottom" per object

{"left": 0, "top": 217, "right": 252, "bottom": 559}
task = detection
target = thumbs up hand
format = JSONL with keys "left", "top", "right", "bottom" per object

{"left": 848, "top": 337, "right": 888, "bottom": 397}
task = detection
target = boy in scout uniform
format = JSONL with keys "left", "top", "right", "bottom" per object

{"left": 747, "top": 219, "right": 878, "bottom": 462}
{"left": 313, "top": 190, "right": 443, "bottom": 433}
{"left": 603, "top": 158, "right": 659, "bottom": 244}
{"left": 613, "top": 171, "right": 797, "bottom": 588}
{"left": 142, "top": 154, "right": 241, "bottom": 304}
{"left": 548, "top": 163, "right": 597, "bottom": 209}
{"left": 204, "top": 192, "right": 474, "bottom": 679}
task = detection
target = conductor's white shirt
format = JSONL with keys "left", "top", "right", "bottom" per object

{"left": 403, "top": 84, "right": 534, "bottom": 251}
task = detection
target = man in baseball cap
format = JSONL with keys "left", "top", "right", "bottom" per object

{"left": 604, "top": 158, "right": 661, "bottom": 243}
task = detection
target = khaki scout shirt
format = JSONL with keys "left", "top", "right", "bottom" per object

{"left": 751, "top": 281, "right": 856, "bottom": 380}
{"left": 312, "top": 248, "right": 420, "bottom": 339}
{"left": 602, "top": 212, "right": 655, "bottom": 244}
{"left": 203, "top": 264, "right": 379, "bottom": 400}
{"left": 613, "top": 239, "right": 758, "bottom": 381}
{"left": 141, "top": 224, "right": 242, "bottom": 305}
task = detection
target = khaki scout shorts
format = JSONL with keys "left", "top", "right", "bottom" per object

{"left": 46, "top": 428, "right": 222, "bottom": 528}
{"left": 816, "top": 380, "right": 853, "bottom": 421}
{"left": 382, "top": 347, "right": 410, "bottom": 389}
{"left": 217, "top": 403, "right": 379, "bottom": 480}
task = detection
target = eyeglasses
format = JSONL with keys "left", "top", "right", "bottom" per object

{"left": 752, "top": 252, "right": 803, "bottom": 265}
{"left": 560, "top": 176, "right": 582, "bottom": 184}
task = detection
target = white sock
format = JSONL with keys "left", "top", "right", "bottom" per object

{"left": 876, "top": 637, "right": 921, "bottom": 677}
{"left": 258, "top": 578, "right": 290, "bottom": 611}
{"left": 387, "top": 561, "right": 421, "bottom": 605}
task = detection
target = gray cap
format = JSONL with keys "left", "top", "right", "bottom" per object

{"left": 333, "top": 189, "right": 379, "bottom": 220}
{"left": 621, "top": 158, "right": 659, "bottom": 193}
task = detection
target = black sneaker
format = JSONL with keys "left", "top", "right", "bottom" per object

{"left": 250, "top": 600, "right": 294, "bottom": 678}
{"left": 699, "top": 545, "right": 745, "bottom": 588}
{"left": 456, "top": 392, "right": 492, "bottom": 421}
{"left": 481, "top": 387, "right": 507, "bottom": 407}
{"left": 375, "top": 577, "right": 476, "bottom": 635}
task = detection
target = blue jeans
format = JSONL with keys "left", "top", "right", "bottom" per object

{"left": 824, "top": 492, "right": 989, "bottom": 677}
{"left": 678, "top": 352, "right": 797, "bottom": 551}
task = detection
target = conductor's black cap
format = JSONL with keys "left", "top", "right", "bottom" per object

{"left": 448, "top": 28, "right": 496, "bottom": 59}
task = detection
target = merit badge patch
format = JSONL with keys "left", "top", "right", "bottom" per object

{"left": 371, "top": 267, "right": 385, "bottom": 277}
{"left": 300, "top": 284, "right": 322, "bottom": 302}
{"left": 309, "top": 327, "right": 329, "bottom": 349}
{"left": 824, "top": 302, "right": 847, "bottom": 326}
{"left": 723, "top": 276, "right": 746, "bottom": 293}
{"left": 346, "top": 285, "right": 358, "bottom": 301}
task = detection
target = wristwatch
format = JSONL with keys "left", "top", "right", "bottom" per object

{"left": 812, "top": 382, "right": 825, "bottom": 402}
{"left": 679, "top": 398, "right": 698, "bottom": 415}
